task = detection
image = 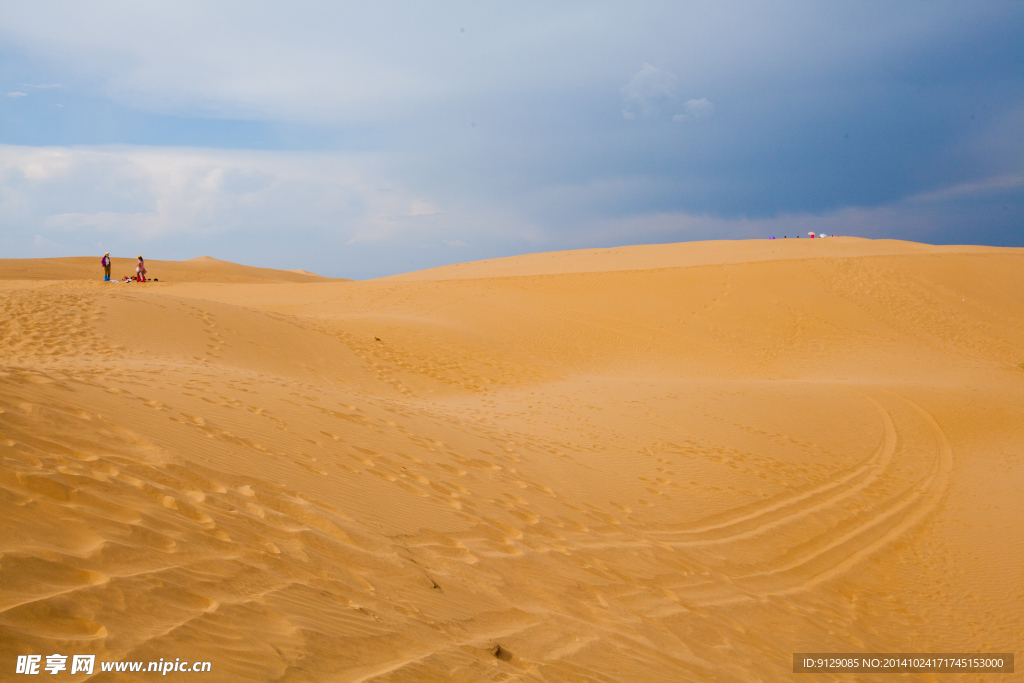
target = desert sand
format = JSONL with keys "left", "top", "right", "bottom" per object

{"left": 1, "top": 238, "right": 1022, "bottom": 681}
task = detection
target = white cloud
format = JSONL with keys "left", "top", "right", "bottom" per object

{"left": 621, "top": 63, "right": 677, "bottom": 119}
{"left": 0, "top": 144, "right": 446, "bottom": 244}
{"left": 1, "top": 3, "right": 629, "bottom": 124}
{"left": 673, "top": 97, "right": 714, "bottom": 122}
{"left": 20, "top": 83, "right": 62, "bottom": 89}
{"left": 6, "top": 91, "right": 27, "bottom": 98}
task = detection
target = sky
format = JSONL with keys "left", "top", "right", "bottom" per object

{"left": 1, "top": 1, "right": 1022, "bottom": 279}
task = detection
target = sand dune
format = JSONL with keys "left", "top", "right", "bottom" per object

{"left": 0, "top": 256, "right": 337, "bottom": 283}
{"left": 382, "top": 237, "right": 1011, "bottom": 280}
{"left": 1, "top": 240, "right": 1022, "bottom": 681}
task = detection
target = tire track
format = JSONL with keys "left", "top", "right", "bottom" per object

{"left": 652, "top": 391, "right": 897, "bottom": 545}
{"left": 683, "top": 392, "right": 953, "bottom": 605}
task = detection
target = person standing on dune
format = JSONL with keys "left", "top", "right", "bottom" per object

{"left": 136, "top": 255, "right": 147, "bottom": 282}
{"left": 101, "top": 252, "right": 111, "bottom": 281}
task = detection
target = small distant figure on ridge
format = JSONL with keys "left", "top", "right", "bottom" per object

{"left": 136, "top": 255, "right": 147, "bottom": 282}
{"left": 101, "top": 252, "right": 111, "bottom": 281}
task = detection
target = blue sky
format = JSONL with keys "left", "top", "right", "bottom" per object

{"left": 1, "top": 1, "right": 1022, "bottom": 279}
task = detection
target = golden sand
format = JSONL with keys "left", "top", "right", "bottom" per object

{"left": 1, "top": 238, "right": 1022, "bottom": 681}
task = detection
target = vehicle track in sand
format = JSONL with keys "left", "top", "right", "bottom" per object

{"left": 451, "top": 389, "right": 954, "bottom": 612}
{"left": 671, "top": 391, "right": 953, "bottom": 605}
{"left": 651, "top": 391, "right": 898, "bottom": 546}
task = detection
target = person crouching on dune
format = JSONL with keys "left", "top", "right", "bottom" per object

{"left": 136, "top": 255, "right": 147, "bottom": 282}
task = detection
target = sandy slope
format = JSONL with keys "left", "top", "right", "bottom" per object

{"left": 1, "top": 241, "right": 1022, "bottom": 682}
{"left": 0, "top": 256, "right": 339, "bottom": 283}
{"left": 381, "top": 237, "right": 1011, "bottom": 280}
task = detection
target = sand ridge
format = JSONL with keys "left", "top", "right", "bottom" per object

{"left": 380, "top": 237, "right": 1013, "bottom": 281}
{"left": 0, "top": 256, "right": 339, "bottom": 283}
{"left": 1, "top": 239, "right": 1022, "bottom": 681}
